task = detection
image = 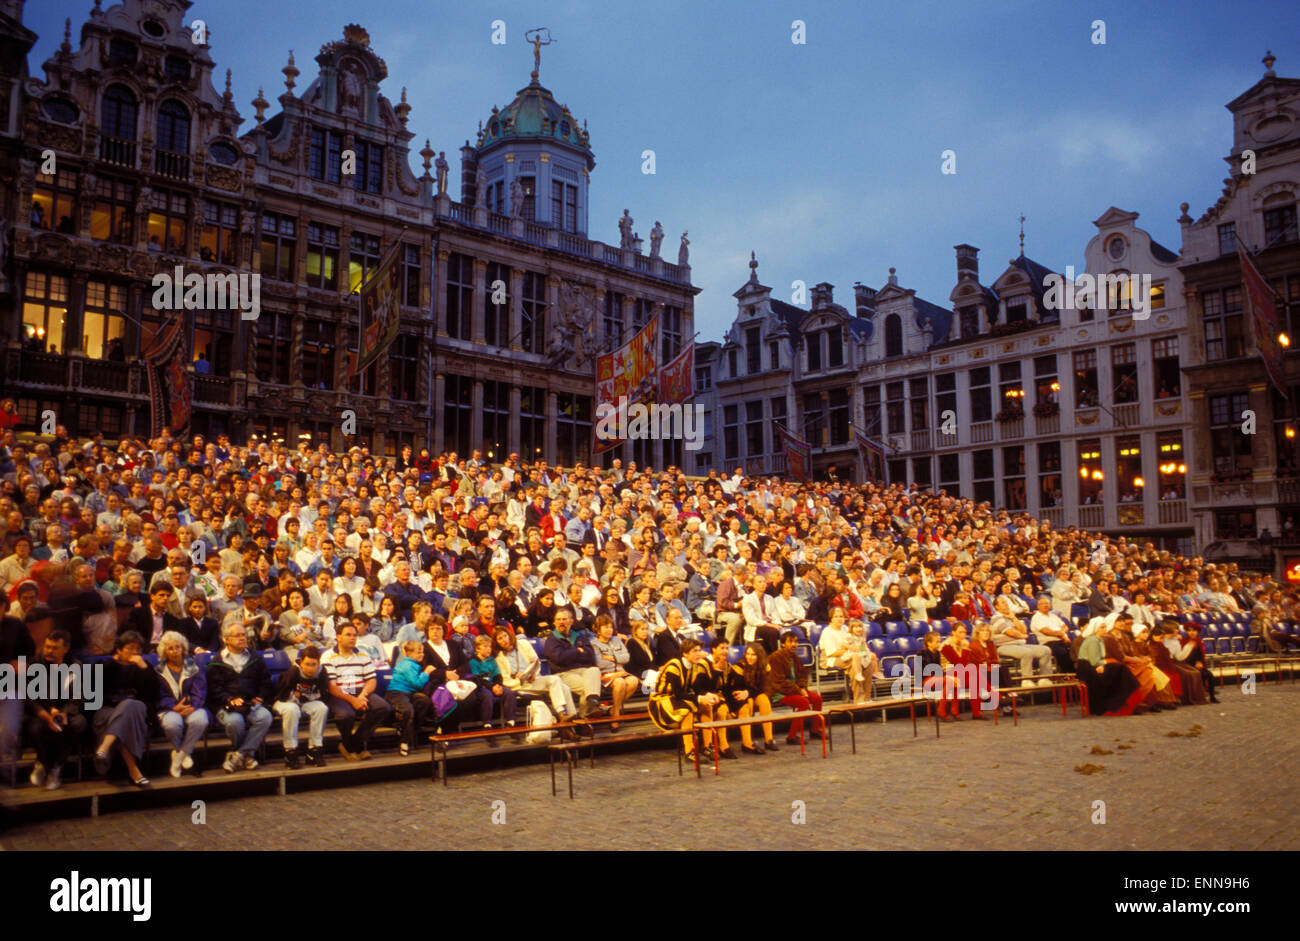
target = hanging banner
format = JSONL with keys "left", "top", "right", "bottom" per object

{"left": 358, "top": 242, "right": 403, "bottom": 372}
{"left": 854, "top": 426, "right": 887, "bottom": 484}
{"left": 658, "top": 341, "right": 694, "bottom": 405}
{"left": 1239, "top": 243, "right": 1286, "bottom": 397}
{"left": 594, "top": 316, "right": 658, "bottom": 454}
{"left": 775, "top": 423, "right": 812, "bottom": 482}
{"left": 143, "top": 311, "right": 191, "bottom": 438}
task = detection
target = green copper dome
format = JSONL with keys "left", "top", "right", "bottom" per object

{"left": 477, "top": 79, "right": 593, "bottom": 166}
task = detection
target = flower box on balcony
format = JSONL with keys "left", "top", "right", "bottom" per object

{"left": 1032, "top": 401, "right": 1060, "bottom": 418}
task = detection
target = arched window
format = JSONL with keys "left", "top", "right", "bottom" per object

{"left": 101, "top": 84, "right": 137, "bottom": 140}
{"left": 884, "top": 314, "right": 903, "bottom": 357}
{"left": 157, "top": 99, "right": 190, "bottom": 154}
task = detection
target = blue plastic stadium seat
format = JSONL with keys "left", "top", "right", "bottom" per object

{"left": 894, "top": 637, "right": 916, "bottom": 656}
{"left": 865, "top": 622, "right": 884, "bottom": 640}
{"left": 909, "top": 620, "right": 929, "bottom": 638}
{"left": 194, "top": 651, "right": 213, "bottom": 671}
{"left": 884, "top": 621, "right": 908, "bottom": 639}
{"left": 373, "top": 666, "right": 392, "bottom": 695}
{"left": 867, "top": 638, "right": 888, "bottom": 659}
{"left": 1070, "top": 604, "right": 1090, "bottom": 623}
{"left": 259, "top": 649, "right": 291, "bottom": 673}
{"left": 933, "top": 620, "right": 952, "bottom": 635}
{"left": 808, "top": 623, "right": 826, "bottom": 649}
{"left": 727, "top": 645, "right": 744, "bottom": 665}
{"left": 144, "top": 653, "right": 160, "bottom": 667}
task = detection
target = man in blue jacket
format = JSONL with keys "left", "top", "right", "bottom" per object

{"left": 543, "top": 609, "right": 605, "bottom": 718}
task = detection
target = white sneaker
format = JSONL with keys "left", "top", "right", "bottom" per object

{"left": 181, "top": 754, "right": 194, "bottom": 771}
{"left": 1037, "top": 678, "right": 1053, "bottom": 687}
{"left": 242, "top": 754, "right": 259, "bottom": 771}
{"left": 222, "top": 751, "right": 240, "bottom": 773}
{"left": 1020, "top": 679, "right": 1035, "bottom": 688}
{"left": 45, "top": 767, "right": 62, "bottom": 790}
{"left": 29, "top": 762, "right": 46, "bottom": 788}
{"left": 169, "top": 750, "right": 184, "bottom": 778}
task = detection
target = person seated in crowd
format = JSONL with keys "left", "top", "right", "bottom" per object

{"left": 273, "top": 644, "right": 331, "bottom": 767}
{"left": 771, "top": 579, "right": 814, "bottom": 634}
{"left": 739, "top": 578, "right": 782, "bottom": 654}
{"left": 939, "top": 623, "right": 985, "bottom": 719}
{"left": 525, "top": 588, "right": 558, "bottom": 637}
{"left": 543, "top": 609, "right": 605, "bottom": 719}
{"left": 178, "top": 595, "right": 221, "bottom": 654}
{"left": 1105, "top": 612, "right": 1178, "bottom": 713}
{"left": 1253, "top": 604, "right": 1300, "bottom": 652}
{"left": 625, "top": 619, "right": 658, "bottom": 692}
{"left": 1029, "top": 595, "right": 1074, "bottom": 673}
{"left": 351, "top": 613, "right": 385, "bottom": 664}
{"left": 224, "top": 583, "right": 275, "bottom": 651}
{"left": 205, "top": 621, "right": 276, "bottom": 772}
{"left": 818, "top": 609, "right": 875, "bottom": 703}
{"left": 1175, "top": 622, "right": 1219, "bottom": 704}
{"left": 92, "top": 631, "right": 158, "bottom": 787}
{"left": 468, "top": 633, "right": 518, "bottom": 739}
{"left": 22, "top": 629, "right": 84, "bottom": 791}
{"left": 321, "top": 623, "right": 393, "bottom": 760}
{"left": 1074, "top": 617, "right": 1143, "bottom": 716}
{"left": 765, "top": 630, "right": 824, "bottom": 744}
{"left": 493, "top": 626, "right": 579, "bottom": 736}
{"left": 154, "top": 630, "right": 209, "bottom": 777}
{"left": 991, "top": 596, "right": 1054, "bottom": 686}
{"left": 384, "top": 640, "right": 435, "bottom": 756}
{"left": 127, "top": 583, "right": 180, "bottom": 652}
{"left": 729, "top": 642, "right": 777, "bottom": 752}
{"left": 1151, "top": 620, "right": 1207, "bottom": 705}
{"left": 648, "top": 637, "right": 718, "bottom": 760}
{"left": 416, "top": 617, "right": 491, "bottom": 732}
{"left": 687, "top": 640, "right": 737, "bottom": 759}
{"left": 591, "top": 614, "right": 639, "bottom": 729}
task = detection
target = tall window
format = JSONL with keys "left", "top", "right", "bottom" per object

{"left": 390, "top": 334, "right": 419, "bottom": 402}
{"left": 1038, "top": 441, "right": 1061, "bottom": 508}
{"left": 939, "top": 453, "right": 961, "bottom": 498}
{"left": 1268, "top": 273, "right": 1300, "bottom": 341}
{"left": 1264, "top": 202, "right": 1298, "bottom": 247}
{"left": 862, "top": 385, "right": 881, "bottom": 434}
{"left": 100, "top": 84, "right": 137, "bottom": 165}
{"left": 632, "top": 298, "right": 650, "bottom": 331}
{"left": 402, "top": 244, "right": 421, "bottom": 307}
{"left": 1217, "top": 222, "right": 1237, "bottom": 256}
{"left": 1033, "top": 354, "right": 1058, "bottom": 407}
{"left": 1157, "top": 431, "right": 1186, "bottom": 499}
{"left": 517, "top": 177, "right": 536, "bottom": 222}
{"left": 155, "top": 99, "right": 190, "bottom": 173}
{"left": 444, "top": 253, "right": 473, "bottom": 340}
{"left": 352, "top": 140, "right": 383, "bottom": 194}
{"left": 769, "top": 340, "right": 781, "bottom": 370}
{"left": 935, "top": 373, "right": 956, "bottom": 429}
{"left": 1105, "top": 270, "right": 1132, "bottom": 315}
{"left": 301, "top": 319, "right": 333, "bottom": 389}
{"left": 886, "top": 381, "right": 905, "bottom": 434}
{"left": 145, "top": 189, "right": 189, "bottom": 253}
{"left": 83, "top": 281, "right": 127, "bottom": 360}
{"left": 1112, "top": 343, "right": 1138, "bottom": 403}
{"left": 972, "top": 449, "right": 994, "bottom": 505}
{"left": 305, "top": 223, "right": 340, "bottom": 290}
{"left": 909, "top": 377, "right": 929, "bottom": 431}
{"left": 21, "top": 272, "right": 68, "bottom": 354}
{"left": 959, "top": 306, "right": 979, "bottom": 339}
{"left": 1202, "top": 286, "right": 1244, "bottom": 360}
{"left": 745, "top": 400, "right": 764, "bottom": 457}
{"left": 348, "top": 232, "right": 381, "bottom": 293}
{"left": 1006, "top": 301, "right": 1027, "bottom": 323}
{"left": 309, "top": 128, "right": 343, "bottom": 183}
{"left": 745, "top": 326, "right": 761, "bottom": 374}
{"left": 998, "top": 362, "right": 1023, "bottom": 415}
{"left": 200, "top": 199, "right": 238, "bottom": 264}
{"left": 1073, "top": 350, "right": 1098, "bottom": 407}
{"left": 884, "top": 314, "right": 903, "bottom": 357}
{"left": 695, "top": 365, "right": 712, "bottom": 392}
{"left": 482, "top": 381, "right": 511, "bottom": 458}
{"left": 603, "top": 291, "right": 623, "bottom": 347}
{"left": 260, "top": 213, "right": 296, "bottom": 282}
{"left": 806, "top": 332, "right": 821, "bottom": 372}
{"left": 484, "top": 262, "right": 509, "bottom": 347}
{"left": 551, "top": 181, "right": 578, "bottom": 231}
{"left": 1078, "top": 439, "right": 1103, "bottom": 504}
{"left": 770, "top": 396, "right": 787, "bottom": 437}
{"left": 1115, "top": 436, "right": 1144, "bottom": 504}
{"left": 32, "top": 168, "right": 77, "bottom": 233}
{"left": 443, "top": 375, "right": 473, "bottom": 457}
{"left": 255, "top": 312, "right": 293, "bottom": 385}
{"left": 661, "top": 305, "right": 682, "bottom": 361}
{"left": 1209, "top": 392, "right": 1253, "bottom": 474}
{"left": 828, "top": 327, "right": 844, "bottom": 367}
{"left": 829, "top": 388, "right": 849, "bottom": 445}
{"left": 968, "top": 366, "right": 991, "bottom": 422}
{"left": 912, "top": 457, "right": 932, "bottom": 488}
{"left": 521, "top": 272, "right": 546, "bottom": 354}
{"left": 193, "top": 307, "right": 233, "bottom": 376}
{"left": 1003, "top": 446, "right": 1026, "bottom": 510}
{"left": 803, "top": 393, "right": 825, "bottom": 446}
{"left": 557, "top": 393, "right": 592, "bottom": 466}
{"left": 1215, "top": 509, "right": 1256, "bottom": 540}
{"left": 727, "top": 349, "right": 738, "bottom": 379}
{"left": 723, "top": 405, "right": 739, "bottom": 461}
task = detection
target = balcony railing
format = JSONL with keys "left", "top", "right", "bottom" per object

{"left": 18, "top": 351, "right": 67, "bottom": 385}
{"left": 1079, "top": 505, "right": 1106, "bottom": 529}
{"left": 558, "top": 232, "right": 591, "bottom": 256}
{"left": 99, "top": 135, "right": 136, "bottom": 168}
{"left": 1038, "top": 507, "right": 1064, "bottom": 528}
{"left": 911, "top": 428, "right": 930, "bottom": 451}
{"left": 998, "top": 417, "right": 1024, "bottom": 438}
{"left": 193, "top": 375, "right": 232, "bottom": 405}
{"left": 603, "top": 246, "right": 622, "bottom": 264}
{"left": 1157, "top": 500, "right": 1188, "bottom": 524}
{"left": 153, "top": 150, "right": 190, "bottom": 180}
{"left": 488, "top": 213, "right": 512, "bottom": 235}
{"left": 1277, "top": 477, "right": 1300, "bottom": 504}
{"left": 81, "top": 359, "right": 131, "bottom": 392}
{"left": 1035, "top": 413, "right": 1060, "bottom": 435}
{"left": 1113, "top": 402, "right": 1140, "bottom": 427}
{"left": 971, "top": 421, "right": 993, "bottom": 443}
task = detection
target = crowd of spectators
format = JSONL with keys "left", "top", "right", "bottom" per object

{"left": 2, "top": 424, "right": 1299, "bottom": 788}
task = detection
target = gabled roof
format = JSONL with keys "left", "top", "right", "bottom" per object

{"left": 846, "top": 317, "right": 872, "bottom": 341}
{"left": 913, "top": 297, "right": 953, "bottom": 343}
{"left": 1150, "top": 240, "right": 1179, "bottom": 263}
{"left": 769, "top": 298, "right": 808, "bottom": 342}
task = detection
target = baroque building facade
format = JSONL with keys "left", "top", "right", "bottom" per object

{"left": 0, "top": 0, "right": 697, "bottom": 468}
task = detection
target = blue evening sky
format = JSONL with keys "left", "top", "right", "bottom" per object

{"left": 23, "top": 0, "right": 1300, "bottom": 340}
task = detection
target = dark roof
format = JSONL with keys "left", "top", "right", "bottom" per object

{"left": 1150, "top": 239, "right": 1179, "bottom": 263}
{"left": 913, "top": 297, "right": 953, "bottom": 344}
{"left": 846, "top": 316, "right": 872, "bottom": 341}
{"left": 768, "top": 298, "right": 808, "bottom": 342}
{"left": 1013, "top": 254, "right": 1055, "bottom": 290}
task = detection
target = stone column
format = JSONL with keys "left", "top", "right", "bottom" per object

{"left": 470, "top": 379, "right": 484, "bottom": 455}
{"left": 471, "top": 259, "right": 487, "bottom": 344}
{"left": 434, "top": 249, "right": 450, "bottom": 338}
{"left": 1249, "top": 382, "right": 1276, "bottom": 474}
{"left": 433, "top": 372, "right": 446, "bottom": 454}
{"left": 63, "top": 274, "right": 87, "bottom": 356}
{"left": 508, "top": 267, "right": 524, "bottom": 351}
{"left": 546, "top": 390, "right": 559, "bottom": 465}
{"left": 1187, "top": 391, "right": 1211, "bottom": 479}
{"left": 820, "top": 390, "right": 830, "bottom": 448}
{"left": 289, "top": 311, "right": 305, "bottom": 389}
{"left": 509, "top": 384, "right": 522, "bottom": 458}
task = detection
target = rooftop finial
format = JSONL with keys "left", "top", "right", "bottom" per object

{"left": 395, "top": 86, "right": 411, "bottom": 125}
{"left": 223, "top": 68, "right": 233, "bottom": 104}
{"left": 252, "top": 87, "right": 268, "bottom": 126}
{"left": 525, "top": 27, "right": 554, "bottom": 83}
{"left": 283, "top": 50, "right": 299, "bottom": 93}
{"left": 61, "top": 17, "right": 71, "bottom": 53}
{"left": 749, "top": 251, "right": 759, "bottom": 281}
{"left": 1018, "top": 213, "right": 1026, "bottom": 255}
{"left": 420, "top": 139, "right": 434, "bottom": 177}
{"left": 1264, "top": 50, "right": 1277, "bottom": 76}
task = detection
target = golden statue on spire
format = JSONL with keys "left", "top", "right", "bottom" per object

{"left": 526, "top": 28, "right": 554, "bottom": 82}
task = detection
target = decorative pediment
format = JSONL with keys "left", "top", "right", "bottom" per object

{"left": 1092, "top": 206, "right": 1139, "bottom": 229}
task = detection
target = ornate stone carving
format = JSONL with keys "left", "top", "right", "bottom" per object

{"left": 36, "top": 121, "right": 82, "bottom": 154}
{"left": 206, "top": 166, "right": 242, "bottom": 192}
{"left": 269, "top": 125, "right": 301, "bottom": 165}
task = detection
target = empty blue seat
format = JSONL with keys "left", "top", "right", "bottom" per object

{"left": 259, "top": 649, "right": 291, "bottom": 673}
{"left": 865, "top": 622, "right": 883, "bottom": 639}
{"left": 808, "top": 623, "right": 825, "bottom": 649}
{"left": 909, "top": 620, "right": 929, "bottom": 637}
{"left": 894, "top": 637, "right": 916, "bottom": 656}
{"left": 1070, "top": 604, "right": 1090, "bottom": 622}
{"left": 884, "top": 622, "right": 908, "bottom": 639}
{"left": 933, "top": 620, "right": 952, "bottom": 635}
{"left": 144, "top": 653, "right": 160, "bottom": 667}
{"left": 867, "top": 638, "right": 889, "bottom": 659}
{"left": 727, "top": 645, "right": 745, "bottom": 665}
{"left": 373, "top": 666, "right": 392, "bottom": 695}
{"left": 194, "top": 651, "right": 213, "bottom": 671}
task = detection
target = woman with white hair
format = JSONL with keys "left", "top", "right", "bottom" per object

{"left": 155, "top": 630, "right": 210, "bottom": 777}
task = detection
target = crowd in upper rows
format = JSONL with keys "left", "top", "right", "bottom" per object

{"left": 2, "top": 421, "right": 1299, "bottom": 786}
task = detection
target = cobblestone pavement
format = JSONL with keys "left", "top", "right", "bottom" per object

{"left": 4, "top": 683, "right": 1297, "bottom": 851}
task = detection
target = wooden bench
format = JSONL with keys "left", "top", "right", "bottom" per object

{"left": 691, "top": 709, "right": 827, "bottom": 776}
{"left": 431, "top": 712, "right": 650, "bottom": 784}
{"left": 548, "top": 726, "right": 682, "bottom": 799}
{"left": 992, "top": 675, "right": 1089, "bottom": 725}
